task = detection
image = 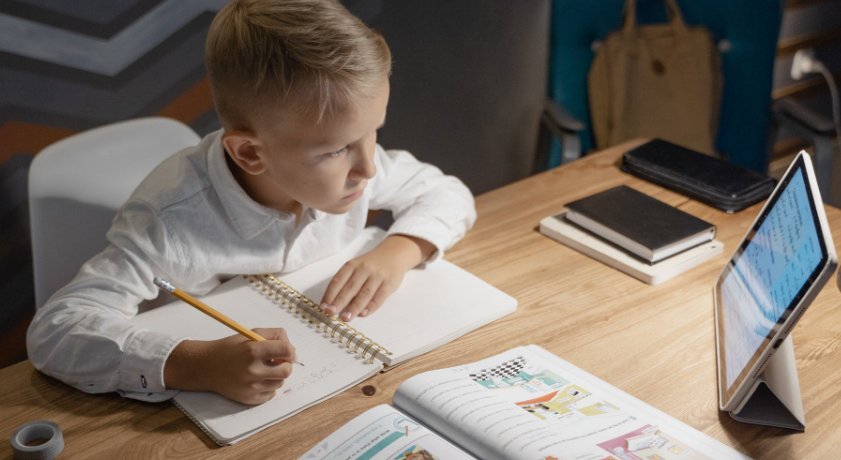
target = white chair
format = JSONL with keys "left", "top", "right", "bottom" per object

{"left": 28, "top": 117, "right": 201, "bottom": 308}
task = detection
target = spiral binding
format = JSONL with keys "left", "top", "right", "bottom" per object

{"left": 244, "top": 274, "right": 392, "bottom": 364}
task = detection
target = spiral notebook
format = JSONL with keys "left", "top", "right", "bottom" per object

{"left": 129, "top": 227, "right": 517, "bottom": 445}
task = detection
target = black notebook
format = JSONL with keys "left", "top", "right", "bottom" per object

{"left": 564, "top": 186, "right": 716, "bottom": 264}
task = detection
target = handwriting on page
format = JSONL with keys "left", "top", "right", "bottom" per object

{"left": 741, "top": 170, "right": 820, "bottom": 321}
{"left": 223, "top": 366, "right": 339, "bottom": 421}
{"left": 284, "top": 362, "right": 341, "bottom": 393}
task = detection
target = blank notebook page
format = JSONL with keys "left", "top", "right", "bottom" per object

{"left": 276, "top": 228, "right": 518, "bottom": 365}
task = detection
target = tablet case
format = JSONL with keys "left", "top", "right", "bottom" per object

{"left": 621, "top": 139, "right": 776, "bottom": 213}
{"left": 728, "top": 336, "right": 805, "bottom": 431}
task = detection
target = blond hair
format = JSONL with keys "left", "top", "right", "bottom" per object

{"left": 206, "top": 0, "right": 391, "bottom": 129}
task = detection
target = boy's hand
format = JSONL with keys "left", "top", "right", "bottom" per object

{"left": 321, "top": 235, "right": 435, "bottom": 321}
{"left": 164, "top": 328, "right": 297, "bottom": 405}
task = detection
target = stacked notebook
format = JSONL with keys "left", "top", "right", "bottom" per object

{"left": 128, "top": 227, "right": 517, "bottom": 445}
{"left": 540, "top": 185, "right": 723, "bottom": 284}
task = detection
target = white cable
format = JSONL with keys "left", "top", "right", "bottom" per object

{"left": 814, "top": 61, "right": 841, "bottom": 148}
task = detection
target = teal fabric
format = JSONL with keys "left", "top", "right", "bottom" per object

{"left": 548, "top": 0, "right": 783, "bottom": 172}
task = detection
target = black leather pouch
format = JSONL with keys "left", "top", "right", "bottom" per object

{"left": 621, "top": 139, "right": 776, "bottom": 213}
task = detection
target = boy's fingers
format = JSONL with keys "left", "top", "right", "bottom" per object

{"left": 253, "top": 329, "right": 297, "bottom": 362}
{"left": 249, "top": 390, "right": 278, "bottom": 405}
{"left": 340, "top": 278, "right": 382, "bottom": 321}
{"left": 331, "top": 271, "right": 367, "bottom": 314}
{"left": 321, "top": 265, "right": 354, "bottom": 315}
{"left": 253, "top": 327, "right": 289, "bottom": 342}
{"left": 258, "top": 379, "right": 287, "bottom": 391}
{"left": 254, "top": 339, "right": 296, "bottom": 361}
{"left": 261, "top": 362, "right": 294, "bottom": 381}
{"left": 361, "top": 284, "right": 393, "bottom": 317}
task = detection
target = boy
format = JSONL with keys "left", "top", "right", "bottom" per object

{"left": 27, "top": 0, "right": 475, "bottom": 406}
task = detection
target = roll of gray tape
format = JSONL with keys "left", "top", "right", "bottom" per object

{"left": 10, "top": 421, "right": 64, "bottom": 460}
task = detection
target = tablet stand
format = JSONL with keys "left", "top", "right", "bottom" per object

{"left": 729, "top": 335, "right": 805, "bottom": 430}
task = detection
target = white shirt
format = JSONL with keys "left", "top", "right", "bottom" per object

{"left": 26, "top": 129, "right": 476, "bottom": 402}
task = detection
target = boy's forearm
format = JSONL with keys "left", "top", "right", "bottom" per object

{"left": 383, "top": 234, "right": 436, "bottom": 269}
{"left": 27, "top": 247, "right": 183, "bottom": 397}
{"left": 163, "top": 340, "right": 214, "bottom": 392}
{"left": 371, "top": 148, "right": 476, "bottom": 253}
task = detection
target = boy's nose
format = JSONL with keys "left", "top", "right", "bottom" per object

{"left": 351, "top": 146, "right": 377, "bottom": 180}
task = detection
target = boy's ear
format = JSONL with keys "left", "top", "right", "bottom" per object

{"left": 222, "top": 131, "right": 267, "bottom": 175}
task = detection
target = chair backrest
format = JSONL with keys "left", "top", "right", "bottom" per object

{"left": 549, "top": 0, "right": 782, "bottom": 172}
{"left": 348, "top": 0, "right": 550, "bottom": 195}
{"left": 28, "top": 117, "right": 200, "bottom": 308}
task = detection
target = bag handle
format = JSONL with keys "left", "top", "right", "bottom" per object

{"left": 621, "top": 0, "right": 692, "bottom": 55}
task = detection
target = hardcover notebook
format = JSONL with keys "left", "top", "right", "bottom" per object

{"left": 565, "top": 185, "right": 716, "bottom": 263}
{"left": 540, "top": 211, "right": 723, "bottom": 285}
{"left": 128, "top": 227, "right": 517, "bottom": 445}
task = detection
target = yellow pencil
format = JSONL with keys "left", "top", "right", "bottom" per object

{"left": 153, "top": 277, "right": 303, "bottom": 366}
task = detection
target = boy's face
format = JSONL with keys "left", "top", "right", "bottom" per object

{"left": 245, "top": 81, "right": 390, "bottom": 215}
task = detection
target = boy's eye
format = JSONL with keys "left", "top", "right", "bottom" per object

{"left": 327, "top": 147, "right": 348, "bottom": 158}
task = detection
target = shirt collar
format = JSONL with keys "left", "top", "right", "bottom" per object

{"left": 307, "top": 207, "right": 327, "bottom": 221}
{"left": 207, "top": 130, "right": 284, "bottom": 240}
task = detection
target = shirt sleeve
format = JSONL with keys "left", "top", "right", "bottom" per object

{"left": 26, "top": 199, "right": 187, "bottom": 402}
{"left": 367, "top": 145, "right": 477, "bottom": 262}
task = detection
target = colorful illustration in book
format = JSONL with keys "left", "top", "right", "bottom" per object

{"left": 578, "top": 401, "right": 621, "bottom": 416}
{"left": 514, "top": 384, "right": 621, "bottom": 422}
{"left": 471, "top": 357, "right": 569, "bottom": 391}
{"left": 469, "top": 356, "right": 528, "bottom": 386}
{"left": 394, "top": 445, "right": 436, "bottom": 460}
{"left": 596, "top": 425, "right": 714, "bottom": 460}
{"left": 393, "top": 416, "right": 421, "bottom": 434}
{"left": 470, "top": 358, "right": 622, "bottom": 425}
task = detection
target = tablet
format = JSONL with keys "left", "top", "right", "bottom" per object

{"left": 714, "top": 151, "right": 837, "bottom": 411}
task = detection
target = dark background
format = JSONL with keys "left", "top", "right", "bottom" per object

{"left": 1, "top": 0, "right": 840, "bottom": 368}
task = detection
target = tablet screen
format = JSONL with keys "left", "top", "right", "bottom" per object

{"left": 717, "top": 160, "right": 827, "bottom": 397}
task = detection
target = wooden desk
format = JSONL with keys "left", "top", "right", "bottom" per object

{"left": 3, "top": 140, "right": 841, "bottom": 459}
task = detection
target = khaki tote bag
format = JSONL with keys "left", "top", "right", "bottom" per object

{"left": 588, "top": 0, "right": 722, "bottom": 154}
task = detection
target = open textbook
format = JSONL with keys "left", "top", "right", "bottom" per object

{"left": 299, "top": 345, "right": 752, "bottom": 460}
{"left": 128, "top": 227, "right": 516, "bottom": 445}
